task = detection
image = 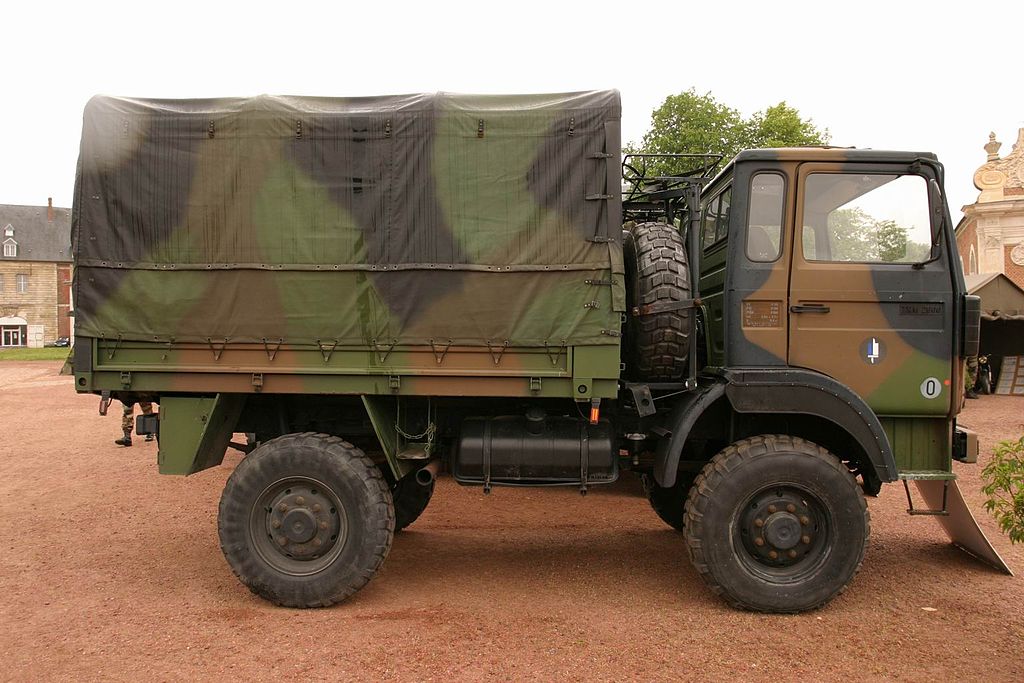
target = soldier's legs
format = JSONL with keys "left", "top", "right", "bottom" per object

{"left": 116, "top": 404, "right": 134, "bottom": 446}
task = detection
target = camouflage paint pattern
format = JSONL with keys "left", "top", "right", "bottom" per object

{"left": 704, "top": 149, "right": 965, "bottom": 475}
{"left": 72, "top": 92, "right": 624, "bottom": 398}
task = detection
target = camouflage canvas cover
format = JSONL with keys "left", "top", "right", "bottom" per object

{"left": 72, "top": 91, "right": 624, "bottom": 348}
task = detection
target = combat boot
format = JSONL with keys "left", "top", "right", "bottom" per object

{"left": 115, "top": 430, "right": 133, "bottom": 447}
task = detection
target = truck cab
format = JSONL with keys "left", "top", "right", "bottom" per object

{"left": 696, "top": 149, "right": 968, "bottom": 480}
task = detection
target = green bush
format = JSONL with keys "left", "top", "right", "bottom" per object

{"left": 981, "top": 436, "right": 1024, "bottom": 544}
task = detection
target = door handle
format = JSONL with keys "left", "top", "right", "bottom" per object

{"left": 790, "top": 304, "right": 831, "bottom": 314}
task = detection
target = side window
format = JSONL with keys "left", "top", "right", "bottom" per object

{"left": 802, "top": 173, "right": 932, "bottom": 263}
{"left": 702, "top": 195, "right": 720, "bottom": 247}
{"left": 715, "top": 187, "right": 732, "bottom": 242}
{"left": 746, "top": 173, "right": 785, "bottom": 262}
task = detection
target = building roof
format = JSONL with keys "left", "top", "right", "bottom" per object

{"left": 0, "top": 203, "right": 72, "bottom": 263}
{"left": 965, "top": 272, "right": 1024, "bottom": 320}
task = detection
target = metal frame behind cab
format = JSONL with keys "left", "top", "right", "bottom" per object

{"left": 622, "top": 153, "right": 720, "bottom": 393}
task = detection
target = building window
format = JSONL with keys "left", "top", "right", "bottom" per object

{"left": 2, "top": 240, "right": 16, "bottom": 258}
{"left": 16, "top": 274, "right": 28, "bottom": 293}
{"left": 969, "top": 244, "right": 977, "bottom": 274}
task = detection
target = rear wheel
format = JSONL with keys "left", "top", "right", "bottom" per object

{"left": 218, "top": 432, "right": 394, "bottom": 608}
{"left": 642, "top": 472, "right": 696, "bottom": 532}
{"left": 683, "top": 435, "right": 869, "bottom": 613}
{"left": 391, "top": 473, "right": 434, "bottom": 531}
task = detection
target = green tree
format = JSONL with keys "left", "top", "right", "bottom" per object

{"left": 807, "top": 210, "right": 928, "bottom": 263}
{"left": 629, "top": 89, "right": 829, "bottom": 178}
{"left": 875, "top": 220, "right": 909, "bottom": 262}
{"left": 746, "top": 102, "right": 829, "bottom": 149}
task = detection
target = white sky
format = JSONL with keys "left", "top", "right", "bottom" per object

{"left": 2, "top": 0, "right": 1021, "bottom": 220}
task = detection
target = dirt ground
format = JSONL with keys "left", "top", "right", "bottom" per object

{"left": 0, "top": 361, "right": 1021, "bottom": 682}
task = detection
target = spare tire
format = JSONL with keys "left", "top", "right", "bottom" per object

{"left": 622, "top": 222, "right": 692, "bottom": 381}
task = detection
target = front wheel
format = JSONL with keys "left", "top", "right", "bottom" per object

{"left": 683, "top": 435, "right": 869, "bottom": 613}
{"left": 218, "top": 432, "right": 395, "bottom": 608}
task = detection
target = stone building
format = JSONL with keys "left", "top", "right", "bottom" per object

{"left": 0, "top": 200, "right": 72, "bottom": 348}
{"left": 956, "top": 129, "right": 1024, "bottom": 287}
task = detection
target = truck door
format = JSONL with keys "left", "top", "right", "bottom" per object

{"left": 787, "top": 163, "right": 955, "bottom": 415}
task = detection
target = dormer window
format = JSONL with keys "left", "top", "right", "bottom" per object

{"left": 2, "top": 239, "right": 16, "bottom": 258}
{"left": 3, "top": 224, "right": 13, "bottom": 238}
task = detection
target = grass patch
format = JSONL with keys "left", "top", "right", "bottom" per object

{"left": 0, "top": 347, "right": 72, "bottom": 361}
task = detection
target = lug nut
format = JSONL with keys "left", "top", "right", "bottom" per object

{"left": 313, "top": 538, "right": 322, "bottom": 547}
{"left": 754, "top": 518, "right": 764, "bottom": 528}
{"left": 768, "top": 550, "right": 778, "bottom": 560}
{"left": 296, "top": 496, "right": 306, "bottom": 505}
{"left": 754, "top": 537, "right": 765, "bottom": 547}
{"left": 767, "top": 505, "right": 777, "bottom": 514}
{"left": 278, "top": 503, "right": 288, "bottom": 512}
{"left": 800, "top": 516, "right": 810, "bottom": 526}
{"left": 786, "top": 504, "right": 796, "bottom": 513}
{"left": 802, "top": 535, "right": 811, "bottom": 545}
{"left": 277, "top": 536, "right": 288, "bottom": 546}
{"left": 312, "top": 504, "right": 321, "bottom": 513}
{"left": 271, "top": 520, "right": 281, "bottom": 529}
{"left": 788, "top": 550, "right": 797, "bottom": 559}
{"left": 319, "top": 521, "right": 328, "bottom": 530}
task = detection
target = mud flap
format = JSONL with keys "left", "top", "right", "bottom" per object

{"left": 914, "top": 479, "right": 1014, "bottom": 575}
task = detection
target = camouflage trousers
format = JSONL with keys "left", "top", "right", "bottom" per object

{"left": 122, "top": 401, "right": 154, "bottom": 432}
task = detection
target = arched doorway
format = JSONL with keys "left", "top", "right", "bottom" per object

{"left": 0, "top": 316, "right": 28, "bottom": 347}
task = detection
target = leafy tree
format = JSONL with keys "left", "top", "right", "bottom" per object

{"left": 629, "top": 90, "right": 829, "bottom": 178}
{"left": 981, "top": 436, "right": 1024, "bottom": 544}
{"left": 875, "top": 220, "right": 909, "bottom": 263}
{"left": 746, "top": 103, "right": 829, "bottom": 150}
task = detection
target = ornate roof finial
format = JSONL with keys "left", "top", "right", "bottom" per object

{"left": 984, "top": 132, "right": 1001, "bottom": 161}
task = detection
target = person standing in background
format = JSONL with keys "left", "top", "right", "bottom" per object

{"left": 116, "top": 401, "right": 155, "bottom": 446}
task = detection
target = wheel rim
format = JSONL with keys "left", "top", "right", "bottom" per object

{"left": 734, "top": 484, "right": 832, "bottom": 583}
{"left": 248, "top": 476, "right": 349, "bottom": 576}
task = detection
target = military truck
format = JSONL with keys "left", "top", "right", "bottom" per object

{"left": 69, "top": 90, "right": 1010, "bottom": 612}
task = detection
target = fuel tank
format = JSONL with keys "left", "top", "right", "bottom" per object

{"left": 454, "top": 413, "right": 617, "bottom": 487}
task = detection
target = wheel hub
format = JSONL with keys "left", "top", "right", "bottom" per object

{"left": 250, "top": 478, "right": 348, "bottom": 573}
{"left": 738, "top": 486, "right": 824, "bottom": 569}
{"left": 762, "top": 512, "right": 801, "bottom": 550}
{"left": 281, "top": 508, "right": 318, "bottom": 543}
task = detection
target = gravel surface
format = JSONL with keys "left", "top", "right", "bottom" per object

{"left": 1, "top": 362, "right": 1021, "bottom": 681}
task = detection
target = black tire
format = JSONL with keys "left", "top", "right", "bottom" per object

{"left": 642, "top": 472, "right": 696, "bottom": 532}
{"left": 392, "top": 474, "right": 434, "bottom": 531}
{"left": 683, "top": 435, "right": 869, "bottom": 613}
{"left": 978, "top": 372, "right": 991, "bottom": 395}
{"left": 622, "top": 222, "right": 692, "bottom": 381}
{"left": 218, "top": 432, "right": 395, "bottom": 608}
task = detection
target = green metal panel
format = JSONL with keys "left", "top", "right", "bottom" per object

{"left": 571, "top": 345, "right": 621, "bottom": 401}
{"left": 157, "top": 394, "right": 245, "bottom": 475}
{"left": 77, "top": 338, "right": 620, "bottom": 399}
{"left": 361, "top": 395, "right": 417, "bottom": 480}
{"left": 881, "top": 416, "right": 953, "bottom": 478}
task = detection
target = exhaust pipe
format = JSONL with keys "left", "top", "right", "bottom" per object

{"left": 415, "top": 459, "right": 440, "bottom": 487}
